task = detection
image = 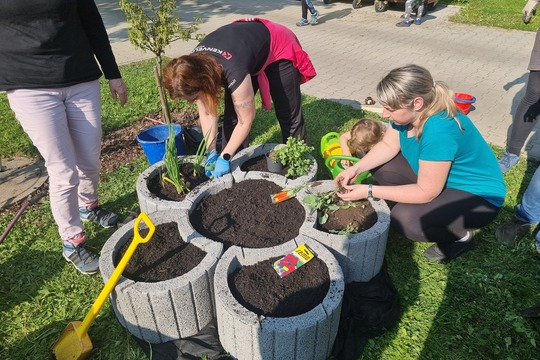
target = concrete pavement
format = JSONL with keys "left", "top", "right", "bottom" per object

{"left": 97, "top": 0, "right": 540, "bottom": 161}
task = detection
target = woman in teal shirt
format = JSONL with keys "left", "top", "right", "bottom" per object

{"left": 336, "top": 64, "right": 506, "bottom": 262}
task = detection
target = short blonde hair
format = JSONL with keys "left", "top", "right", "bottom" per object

{"left": 349, "top": 118, "right": 385, "bottom": 156}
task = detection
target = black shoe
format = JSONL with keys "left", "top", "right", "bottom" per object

{"left": 495, "top": 218, "right": 532, "bottom": 245}
{"left": 423, "top": 234, "right": 475, "bottom": 263}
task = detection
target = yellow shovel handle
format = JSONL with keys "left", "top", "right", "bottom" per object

{"left": 77, "top": 212, "right": 155, "bottom": 337}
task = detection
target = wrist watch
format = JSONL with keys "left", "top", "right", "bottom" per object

{"left": 367, "top": 184, "right": 373, "bottom": 200}
{"left": 221, "top": 153, "right": 231, "bottom": 161}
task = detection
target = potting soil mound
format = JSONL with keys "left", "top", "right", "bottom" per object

{"left": 319, "top": 198, "right": 378, "bottom": 234}
{"left": 229, "top": 256, "right": 330, "bottom": 317}
{"left": 190, "top": 179, "right": 305, "bottom": 249}
{"left": 115, "top": 222, "right": 206, "bottom": 282}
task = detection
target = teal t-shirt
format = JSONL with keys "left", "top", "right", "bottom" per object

{"left": 392, "top": 111, "right": 506, "bottom": 207}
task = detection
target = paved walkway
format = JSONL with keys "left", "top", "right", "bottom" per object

{"left": 98, "top": 0, "right": 540, "bottom": 161}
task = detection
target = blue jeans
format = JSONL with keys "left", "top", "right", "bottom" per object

{"left": 515, "top": 166, "right": 540, "bottom": 248}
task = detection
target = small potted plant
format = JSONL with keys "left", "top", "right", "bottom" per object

{"left": 265, "top": 144, "right": 285, "bottom": 173}
{"left": 273, "top": 137, "right": 315, "bottom": 178}
{"left": 232, "top": 139, "right": 317, "bottom": 187}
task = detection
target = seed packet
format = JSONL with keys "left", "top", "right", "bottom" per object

{"left": 273, "top": 243, "right": 316, "bottom": 278}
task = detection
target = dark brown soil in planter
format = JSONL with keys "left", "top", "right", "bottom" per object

{"left": 240, "top": 154, "right": 291, "bottom": 177}
{"left": 229, "top": 256, "right": 330, "bottom": 317}
{"left": 147, "top": 162, "right": 209, "bottom": 201}
{"left": 114, "top": 222, "right": 206, "bottom": 282}
{"left": 318, "top": 199, "right": 378, "bottom": 234}
{"left": 190, "top": 179, "right": 305, "bottom": 249}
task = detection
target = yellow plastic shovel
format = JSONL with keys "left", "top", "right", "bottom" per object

{"left": 51, "top": 212, "right": 155, "bottom": 360}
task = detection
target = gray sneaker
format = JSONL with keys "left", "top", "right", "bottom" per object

{"left": 296, "top": 18, "right": 309, "bottom": 27}
{"left": 495, "top": 218, "right": 532, "bottom": 245}
{"left": 498, "top": 152, "right": 520, "bottom": 173}
{"left": 310, "top": 10, "right": 319, "bottom": 25}
{"left": 80, "top": 202, "right": 119, "bottom": 228}
{"left": 63, "top": 244, "right": 100, "bottom": 275}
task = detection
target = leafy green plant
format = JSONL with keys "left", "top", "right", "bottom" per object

{"left": 120, "top": 0, "right": 203, "bottom": 123}
{"left": 192, "top": 130, "right": 214, "bottom": 177}
{"left": 274, "top": 137, "right": 314, "bottom": 178}
{"left": 161, "top": 124, "right": 188, "bottom": 194}
{"left": 303, "top": 190, "right": 356, "bottom": 225}
{"left": 329, "top": 222, "right": 359, "bottom": 236}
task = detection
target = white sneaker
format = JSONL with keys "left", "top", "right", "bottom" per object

{"left": 498, "top": 152, "right": 520, "bottom": 173}
{"left": 310, "top": 10, "right": 319, "bottom": 25}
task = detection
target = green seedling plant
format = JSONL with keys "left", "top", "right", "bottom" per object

{"left": 161, "top": 123, "right": 189, "bottom": 194}
{"left": 303, "top": 190, "right": 357, "bottom": 225}
{"left": 274, "top": 137, "right": 314, "bottom": 178}
{"left": 329, "top": 223, "right": 359, "bottom": 237}
{"left": 192, "top": 130, "right": 215, "bottom": 177}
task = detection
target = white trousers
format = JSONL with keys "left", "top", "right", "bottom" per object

{"left": 7, "top": 80, "right": 102, "bottom": 240}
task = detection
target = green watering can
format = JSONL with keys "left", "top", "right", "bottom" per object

{"left": 320, "top": 132, "right": 372, "bottom": 184}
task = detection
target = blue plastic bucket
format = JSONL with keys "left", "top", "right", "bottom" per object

{"left": 136, "top": 124, "right": 185, "bottom": 165}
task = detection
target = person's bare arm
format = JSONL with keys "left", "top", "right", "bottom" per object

{"left": 221, "top": 74, "right": 256, "bottom": 156}
{"left": 337, "top": 158, "right": 451, "bottom": 204}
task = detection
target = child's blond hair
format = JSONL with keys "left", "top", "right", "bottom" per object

{"left": 349, "top": 119, "right": 385, "bottom": 157}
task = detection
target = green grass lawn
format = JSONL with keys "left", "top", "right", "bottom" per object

{"left": 445, "top": 0, "right": 540, "bottom": 31}
{"left": 2, "top": 2, "right": 540, "bottom": 358}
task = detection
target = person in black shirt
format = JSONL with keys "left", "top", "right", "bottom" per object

{"left": 163, "top": 18, "right": 316, "bottom": 178}
{"left": 0, "top": 0, "right": 127, "bottom": 275}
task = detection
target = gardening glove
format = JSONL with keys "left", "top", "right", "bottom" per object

{"left": 211, "top": 156, "right": 231, "bottom": 178}
{"left": 204, "top": 151, "right": 218, "bottom": 177}
{"left": 523, "top": 0, "right": 539, "bottom": 24}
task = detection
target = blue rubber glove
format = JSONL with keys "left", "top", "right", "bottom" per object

{"left": 204, "top": 151, "right": 218, "bottom": 177}
{"left": 211, "top": 156, "right": 231, "bottom": 178}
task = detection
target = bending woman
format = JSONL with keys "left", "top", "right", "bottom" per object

{"left": 335, "top": 64, "right": 506, "bottom": 262}
{"left": 163, "top": 18, "right": 316, "bottom": 178}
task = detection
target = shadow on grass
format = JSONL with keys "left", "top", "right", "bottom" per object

{"left": 418, "top": 160, "right": 540, "bottom": 359}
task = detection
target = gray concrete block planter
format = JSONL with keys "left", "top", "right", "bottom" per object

{"left": 299, "top": 180, "right": 391, "bottom": 283}
{"left": 214, "top": 236, "right": 344, "bottom": 360}
{"left": 136, "top": 155, "right": 199, "bottom": 214}
{"left": 99, "top": 210, "right": 223, "bottom": 343}
{"left": 231, "top": 143, "right": 318, "bottom": 188}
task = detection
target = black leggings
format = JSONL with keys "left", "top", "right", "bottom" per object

{"left": 372, "top": 153, "right": 501, "bottom": 244}
{"left": 222, "top": 60, "right": 306, "bottom": 148}
{"left": 508, "top": 70, "right": 540, "bottom": 155}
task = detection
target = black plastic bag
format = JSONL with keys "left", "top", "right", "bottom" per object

{"left": 331, "top": 261, "right": 401, "bottom": 360}
{"left": 132, "top": 320, "right": 228, "bottom": 360}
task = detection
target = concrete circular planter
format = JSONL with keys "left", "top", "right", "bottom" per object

{"left": 99, "top": 210, "right": 223, "bottom": 343}
{"left": 214, "top": 236, "right": 344, "bottom": 360}
{"left": 178, "top": 171, "right": 310, "bottom": 251}
{"left": 231, "top": 143, "right": 318, "bottom": 188}
{"left": 136, "top": 155, "right": 210, "bottom": 214}
{"left": 299, "top": 180, "right": 391, "bottom": 283}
